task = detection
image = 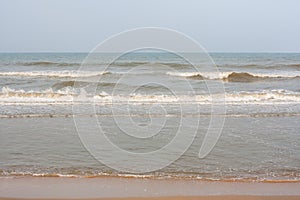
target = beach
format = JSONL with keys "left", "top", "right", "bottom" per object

{"left": 1, "top": 0, "right": 300, "bottom": 198}
{"left": 1, "top": 177, "right": 300, "bottom": 199}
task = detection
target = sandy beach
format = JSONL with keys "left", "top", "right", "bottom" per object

{"left": 1, "top": 177, "right": 299, "bottom": 199}
{"left": 1, "top": 196, "right": 300, "bottom": 200}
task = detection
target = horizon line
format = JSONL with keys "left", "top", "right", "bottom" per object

{"left": 0, "top": 51, "right": 300, "bottom": 54}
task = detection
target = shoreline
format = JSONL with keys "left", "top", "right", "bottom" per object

{"left": 1, "top": 174, "right": 300, "bottom": 183}
{"left": 1, "top": 177, "right": 300, "bottom": 199}
{"left": 1, "top": 196, "right": 300, "bottom": 200}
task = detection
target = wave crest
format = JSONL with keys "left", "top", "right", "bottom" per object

{"left": 167, "top": 71, "right": 300, "bottom": 82}
{"left": 224, "top": 72, "right": 262, "bottom": 82}
{"left": 0, "top": 71, "right": 110, "bottom": 78}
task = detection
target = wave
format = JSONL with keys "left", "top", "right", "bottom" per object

{"left": 214, "top": 63, "right": 300, "bottom": 71}
{"left": 0, "top": 70, "right": 110, "bottom": 78}
{"left": 52, "top": 81, "right": 118, "bottom": 90}
{"left": 226, "top": 72, "right": 266, "bottom": 82}
{"left": 2, "top": 69, "right": 299, "bottom": 81}
{"left": 2, "top": 61, "right": 191, "bottom": 68}
{"left": 279, "top": 64, "right": 300, "bottom": 71}
{"left": 106, "top": 61, "right": 192, "bottom": 68}
{"left": 113, "top": 61, "right": 149, "bottom": 67}
{"left": 1, "top": 87, "right": 300, "bottom": 105}
{"left": 3, "top": 60, "right": 300, "bottom": 71}
{"left": 1, "top": 171, "right": 299, "bottom": 182}
{"left": 0, "top": 87, "right": 76, "bottom": 103}
{"left": 287, "top": 64, "right": 300, "bottom": 68}
{"left": 167, "top": 71, "right": 300, "bottom": 82}
{"left": 52, "top": 81, "right": 76, "bottom": 89}
{"left": 11, "top": 61, "right": 82, "bottom": 67}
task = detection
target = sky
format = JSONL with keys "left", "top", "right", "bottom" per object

{"left": 0, "top": 0, "right": 300, "bottom": 52}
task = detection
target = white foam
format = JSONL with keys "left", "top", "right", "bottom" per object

{"left": 0, "top": 70, "right": 110, "bottom": 78}
{"left": 1, "top": 70, "right": 299, "bottom": 80}
{"left": 0, "top": 87, "right": 299, "bottom": 105}
{"left": 0, "top": 87, "right": 75, "bottom": 103}
{"left": 166, "top": 71, "right": 300, "bottom": 79}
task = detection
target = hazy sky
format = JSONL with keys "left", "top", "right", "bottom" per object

{"left": 1, "top": 0, "right": 299, "bottom": 52}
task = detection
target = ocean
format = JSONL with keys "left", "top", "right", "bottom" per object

{"left": 0, "top": 52, "right": 299, "bottom": 181}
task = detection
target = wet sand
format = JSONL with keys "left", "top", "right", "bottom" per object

{"left": 1, "top": 196, "right": 300, "bottom": 200}
{"left": 0, "top": 177, "right": 299, "bottom": 199}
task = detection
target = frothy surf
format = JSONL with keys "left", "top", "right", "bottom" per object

{"left": 1, "top": 87, "right": 300, "bottom": 104}
{"left": 1, "top": 171, "right": 299, "bottom": 183}
{"left": 1, "top": 70, "right": 299, "bottom": 81}
{"left": 0, "top": 70, "right": 110, "bottom": 78}
{"left": 166, "top": 71, "right": 300, "bottom": 82}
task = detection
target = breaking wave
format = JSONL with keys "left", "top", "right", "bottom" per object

{"left": 1, "top": 69, "right": 299, "bottom": 81}
{"left": 167, "top": 71, "right": 300, "bottom": 82}
{"left": 226, "top": 72, "right": 268, "bottom": 82}
{"left": 0, "top": 70, "right": 111, "bottom": 78}
{"left": 1, "top": 87, "right": 299, "bottom": 105}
